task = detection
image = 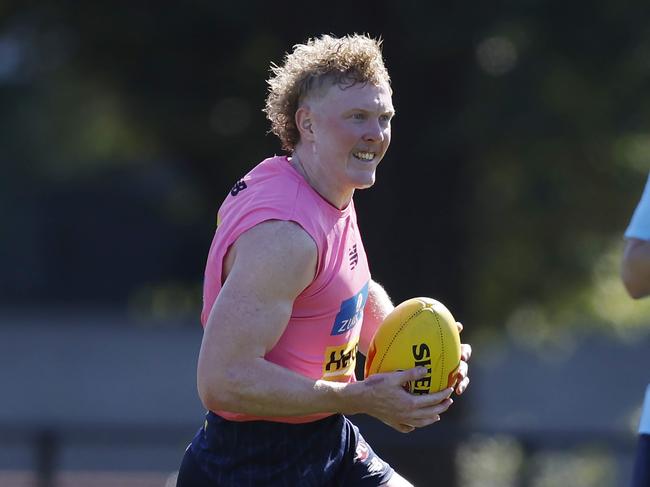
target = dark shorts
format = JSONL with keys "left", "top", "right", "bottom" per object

{"left": 176, "top": 411, "right": 394, "bottom": 487}
{"left": 631, "top": 433, "right": 650, "bottom": 487}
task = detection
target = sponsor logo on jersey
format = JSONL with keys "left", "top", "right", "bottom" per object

{"left": 330, "top": 282, "right": 369, "bottom": 335}
{"left": 230, "top": 179, "right": 247, "bottom": 196}
{"left": 349, "top": 244, "right": 359, "bottom": 270}
{"left": 322, "top": 340, "right": 359, "bottom": 381}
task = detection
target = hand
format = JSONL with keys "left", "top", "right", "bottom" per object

{"left": 455, "top": 321, "right": 471, "bottom": 395}
{"left": 358, "top": 367, "right": 454, "bottom": 433}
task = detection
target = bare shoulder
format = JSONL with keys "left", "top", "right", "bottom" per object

{"left": 235, "top": 220, "right": 316, "bottom": 255}
{"left": 226, "top": 219, "right": 318, "bottom": 298}
{"left": 197, "top": 220, "right": 319, "bottom": 408}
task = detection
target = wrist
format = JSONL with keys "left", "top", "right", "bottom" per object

{"left": 315, "top": 379, "right": 365, "bottom": 416}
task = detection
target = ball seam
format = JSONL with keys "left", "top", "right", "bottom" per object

{"left": 434, "top": 310, "right": 445, "bottom": 391}
{"left": 376, "top": 308, "right": 425, "bottom": 373}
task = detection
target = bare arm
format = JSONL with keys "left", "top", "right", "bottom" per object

{"left": 196, "top": 221, "right": 453, "bottom": 431}
{"left": 197, "top": 220, "right": 339, "bottom": 417}
{"left": 359, "top": 279, "right": 394, "bottom": 356}
{"left": 622, "top": 238, "right": 650, "bottom": 299}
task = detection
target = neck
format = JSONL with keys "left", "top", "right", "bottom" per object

{"left": 290, "top": 148, "right": 353, "bottom": 210}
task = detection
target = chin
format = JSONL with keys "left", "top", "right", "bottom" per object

{"left": 346, "top": 166, "right": 378, "bottom": 190}
{"left": 353, "top": 176, "right": 376, "bottom": 190}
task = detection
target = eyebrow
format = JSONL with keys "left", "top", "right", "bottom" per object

{"left": 348, "top": 107, "right": 396, "bottom": 116}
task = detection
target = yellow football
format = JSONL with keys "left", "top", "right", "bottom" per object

{"left": 364, "top": 297, "right": 461, "bottom": 394}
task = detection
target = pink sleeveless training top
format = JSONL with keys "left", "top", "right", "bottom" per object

{"left": 201, "top": 156, "right": 370, "bottom": 423}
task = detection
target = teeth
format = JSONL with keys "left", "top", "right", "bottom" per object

{"left": 354, "top": 151, "right": 375, "bottom": 160}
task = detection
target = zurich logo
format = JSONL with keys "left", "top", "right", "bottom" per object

{"left": 331, "top": 282, "right": 369, "bottom": 335}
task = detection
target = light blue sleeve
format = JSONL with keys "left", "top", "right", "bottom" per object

{"left": 640, "top": 384, "right": 650, "bottom": 434}
{"left": 625, "top": 173, "right": 650, "bottom": 240}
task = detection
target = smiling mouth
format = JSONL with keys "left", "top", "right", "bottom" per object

{"left": 353, "top": 151, "right": 376, "bottom": 161}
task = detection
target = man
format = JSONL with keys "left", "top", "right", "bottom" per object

{"left": 622, "top": 172, "right": 650, "bottom": 487}
{"left": 177, "top": 34, "right": 471, "bottom": 487}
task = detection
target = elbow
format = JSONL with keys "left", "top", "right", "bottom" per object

{"left": 624, "top": 285, "right": 644, "bottom": 300}
{"left": 621, "top": 268, "right": 650, "bottom": 299}
{"left": 622, "top": 278, "right": 648, "bottom": 300}
{"left": 197, "top": 379, "right": 221, "bottom": 412}
{"left": 621, "top": 239, "right": 650, "bottom": 299}
{"left": 197, "top": 366, "right": 240, "bottom": 412}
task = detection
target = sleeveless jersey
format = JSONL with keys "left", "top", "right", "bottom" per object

{"left": 201, "top": 156, "right": 371, "bottom": 423}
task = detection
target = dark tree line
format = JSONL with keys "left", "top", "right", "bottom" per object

{"left": 0, "top": 1, "right": 645, "bottom": 333}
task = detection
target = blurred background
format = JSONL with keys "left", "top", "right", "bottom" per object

{"left": 1, "top": 1, "right": 649, "bottom": 486}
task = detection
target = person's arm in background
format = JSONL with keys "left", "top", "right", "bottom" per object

{"left": 622, "top": 238, "right": 650, "bottom": 299}
{"left": 359, "top": 279, "right": 472, "bottom": 395}
{"left": 623, "top": 174, "right": 650, "bottom": 487}
{"left": 622, "top": 174, "right": 650, "bottom": 299}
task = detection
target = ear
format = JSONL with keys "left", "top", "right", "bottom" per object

{"left": 295, "top": 106, "right": 315, "bottom": 142}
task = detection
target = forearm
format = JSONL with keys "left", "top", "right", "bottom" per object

{"left": 359, "top": 279, "right": 395, "bottom": 355}
{"left": 622, "top": 239, "right": 650, "bottom": 299}
{"left": 198, "top": 352, "right": 453, "bottom": 434}
{"left": 198, "top": 355, "right": 365, "bottom": 417}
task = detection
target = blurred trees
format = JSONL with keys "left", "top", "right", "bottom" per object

{"left": 0, "top": 1, "right": 647, "bottom": 333}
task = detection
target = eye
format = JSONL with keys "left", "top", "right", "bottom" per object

{"left": 379, "top": 114, "right": 392, "bottom": 123}
{"left": 351, "top": 112, "right": 367, "bottom": 120}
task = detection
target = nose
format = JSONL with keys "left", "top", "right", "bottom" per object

{"left": 363, "top": 120, "right": 385, "bottom": 143}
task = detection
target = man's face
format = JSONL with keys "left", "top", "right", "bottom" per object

{"left": 307, "top": 81, "right": 394, "bottom": 193}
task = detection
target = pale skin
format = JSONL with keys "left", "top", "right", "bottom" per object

{"left": 197, "top": 81, "right": 472, "bottom": 487}
{"left": 622, "top": 238, "right": 650, "bottom": 299}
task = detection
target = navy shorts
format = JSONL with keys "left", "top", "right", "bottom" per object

{"left": 176, "top": 411, "right": 394, "bottom": 487}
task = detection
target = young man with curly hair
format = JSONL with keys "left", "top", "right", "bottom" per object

{"left": 176, "top": 34, "right": 472, "bottom": 487}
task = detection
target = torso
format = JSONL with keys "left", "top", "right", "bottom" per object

{"left": 202, "top": 156, "right": 371, "bottom": 423}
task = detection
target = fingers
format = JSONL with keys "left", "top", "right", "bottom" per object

{"left": 402, "top": 398, "right": 452, "bottom": 428}
{"left": 393, "top": 384, "right": 453, "bottom": 426}
{"left": 456, "top": 360, "right": 468, "bottom": 382}
{"left": 398, "top": 366, "right": 429, "bottom": 384}
{"left": 407, "top": 387, "right": 453, "bottom": 411}
{"left": 454, "top": 359, "right": 470, "bottom": 395}
{"left": 381, "top": 419, "right": 416, "bottom": 433}
{"left": 399, "top": 368, "right": 459, "bottom": 399}
{"left": 378, "top": 386, "right": 455, "bottom": 432}
{"left": 413, "top": 398, "right": 453, "bottom": 419}
{"left": 429, "top": 386, "right": 454, "bottom": 403}
{"left": 372, "top": 367, "right": 465, "bottom": 431}
{"left": 457, "top": 321, "right": 472, "bottom": 362}
{"left": 456, "top": 321, "right": 472, "bottom": 361}
{"left": 401, "top": 416, "right": 439, "bottom": 430}
{"left": 456, "top": 375, "right": 470, "bottom": 395}
{"left": 455, "top": 331, "right": 471, "bottom": 395}
{"left": 395, "top": 423, "right": 415, "bottom": 433}
{"left": 398, "top": 362, "right": 469, "bottom": 399}
{"left": 461, "top": 343, "right": 472, "bottom": 361}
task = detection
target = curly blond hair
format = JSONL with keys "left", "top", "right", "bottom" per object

{"left": 264, "top": 34, "right": 391, "bottom": 151}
